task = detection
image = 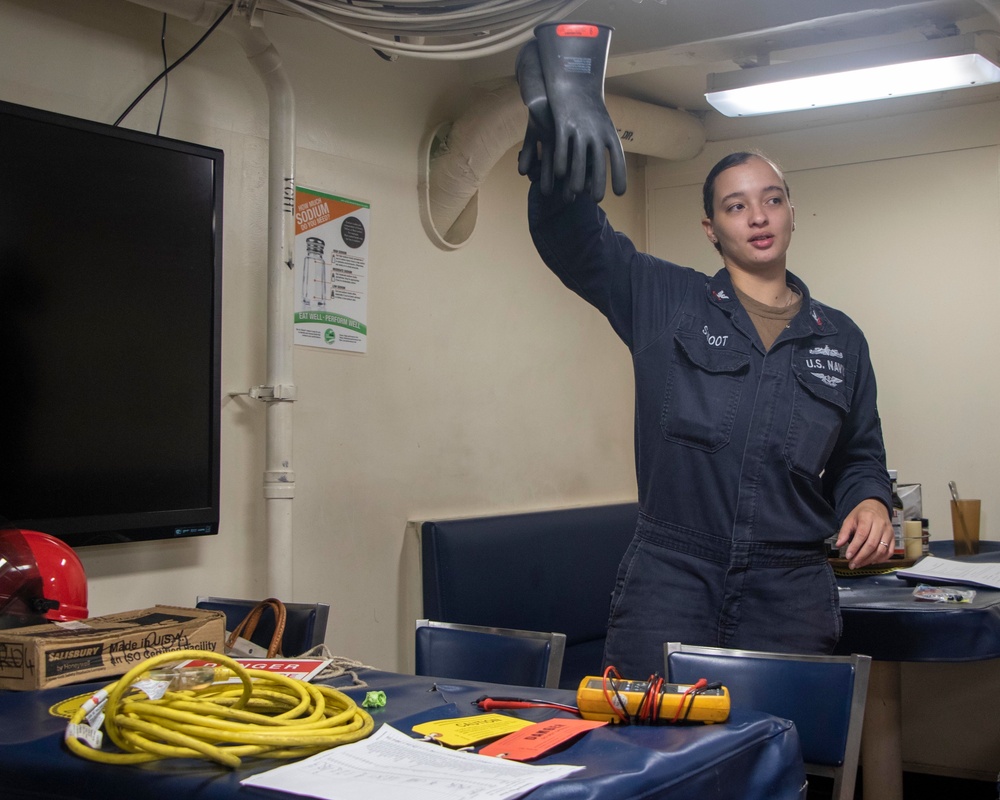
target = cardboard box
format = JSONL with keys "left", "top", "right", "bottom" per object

{"left": 0, "top": 605, "right": 226, "bottom": 691}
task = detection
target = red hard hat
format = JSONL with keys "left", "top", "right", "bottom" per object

{"left": 0, "top": 529, "right": 88, "bottom": 622}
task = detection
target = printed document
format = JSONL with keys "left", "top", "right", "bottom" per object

{"left": 240, "top": 724, "right": 583, "bottom": 800}
{"left": 896, "top": 555, "right": 1000, "bottom": 590}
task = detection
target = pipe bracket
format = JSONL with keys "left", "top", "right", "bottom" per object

{"left": 229, "top": 383, "right": 298, "bottom": 402}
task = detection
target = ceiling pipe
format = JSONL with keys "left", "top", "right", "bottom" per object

{"left": 123, "top": 0, "right": 230, "bottom": 25}
{"left": 418, "top": 81, "right": 706, "bottom": 250}
{"left": 123, "top": 0, "right": 297, "bottom": 600}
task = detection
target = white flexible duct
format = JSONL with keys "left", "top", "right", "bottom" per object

{"left": 123, "top": 0, "right": 297, "bottom": 600}
{"left": 419, "top": 81, "right": 706, "bottom": 249}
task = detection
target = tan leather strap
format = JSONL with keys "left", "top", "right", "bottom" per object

{"left": 226, "top": 598, "right": 287, "bottom": 658}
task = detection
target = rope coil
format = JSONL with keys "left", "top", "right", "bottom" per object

{"left": 65, "top": 649, "right": 374, "bottom": 768}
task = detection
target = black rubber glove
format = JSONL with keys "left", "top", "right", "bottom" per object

{"left": 533, "top": 21, "right": 626, "bottom": 201}
{"left": 515, "top": 39, "right": 557, "bottom": 194}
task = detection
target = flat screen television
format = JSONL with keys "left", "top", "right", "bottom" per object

{"left": 0, "top": 100, "right": 223, "bottom": 548}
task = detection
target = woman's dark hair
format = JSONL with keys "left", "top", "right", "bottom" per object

{"left": 702, "top": 151, "right": 790, "bottom": 220}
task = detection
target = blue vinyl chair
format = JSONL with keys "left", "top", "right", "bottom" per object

{"left": 196, "top": 596, "right": 329, "bottom": 657}
{"left": 665, "top": 642, "right": 870, "bottom": 800}
{"left": 415, "top": 619, "right": 566, "bottom": 689}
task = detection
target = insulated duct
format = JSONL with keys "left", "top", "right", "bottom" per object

{"left": 418, "top": 81, "right": 706, "bottom": 250}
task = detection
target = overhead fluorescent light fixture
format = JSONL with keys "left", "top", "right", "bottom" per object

{"left": 706, "top": 33, "right": 1000, "bottom": 117}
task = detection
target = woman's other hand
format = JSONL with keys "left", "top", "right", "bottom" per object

{"left": 836, "top": 498, "right": 894, "bottom": 569}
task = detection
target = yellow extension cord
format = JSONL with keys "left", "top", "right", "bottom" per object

{"left": 64, "top": 649, "right": 375, "bottom": 769}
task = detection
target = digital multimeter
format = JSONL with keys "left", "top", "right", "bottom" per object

{"left": 576, "top": 676, "right": 730, "bottom": 724}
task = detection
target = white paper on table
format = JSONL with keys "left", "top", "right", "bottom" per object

{"left": 240, "top": 724, "right": 584, "bottom": 800}
{"left": 896, "top": 555, "right": 1000, "bottom": 590}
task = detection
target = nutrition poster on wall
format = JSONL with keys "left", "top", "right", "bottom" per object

{"left": 293, "top": 186, "right": 370, "bottom": 353}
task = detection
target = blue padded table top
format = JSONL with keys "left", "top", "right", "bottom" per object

{"left": 835, "top": 547, "right": 1000, "bottom": 661}
{"left": 0, "top": 668, "right": 805, "bottom": 800}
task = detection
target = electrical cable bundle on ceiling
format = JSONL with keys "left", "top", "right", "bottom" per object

{"left": 260, "top": 0, "right": 589, "bottom": 58}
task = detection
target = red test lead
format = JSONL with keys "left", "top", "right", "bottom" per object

{"left": 473, "top": 696, "right": 580, "bottom": 714}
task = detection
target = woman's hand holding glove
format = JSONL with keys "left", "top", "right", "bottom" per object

{"left": 516, "top": 22, "right": 627, "bottom": 202}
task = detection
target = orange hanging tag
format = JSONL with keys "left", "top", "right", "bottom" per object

{"left": 479, "top": 718, "right": 607, "bottom": 761}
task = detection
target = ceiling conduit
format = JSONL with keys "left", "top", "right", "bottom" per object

{"left": 419, "top": 81, "right": 706, "bottom": 250}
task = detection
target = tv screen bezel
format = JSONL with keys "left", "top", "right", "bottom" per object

{"left": 0, "top": 99, "right": 224, "bottom": 548}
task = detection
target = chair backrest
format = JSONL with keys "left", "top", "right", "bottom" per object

{"left": 665, "top": 642, "right": 870, "bottom": 800}
{"left": 195, "top": 596, "right": 330, "bottom": 656}
{"left": 417, "top": 503, "right": 637, "bottom": 688}
{"left": 415, "top": 619, "right": 566, "bottom": 689}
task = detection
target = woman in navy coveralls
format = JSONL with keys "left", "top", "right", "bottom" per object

{"left": 527, "top": 152, "right": 895, "bottom": 678}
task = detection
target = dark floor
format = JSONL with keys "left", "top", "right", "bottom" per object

{"left": 899, "top": 772, "right": 996, "bottom": 799}
{"left": 807, "top": 770, "right": 997, "bottom": 799}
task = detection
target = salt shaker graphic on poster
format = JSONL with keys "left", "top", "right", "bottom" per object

{"left": 294, "top": 186, "right": 370, "bottom": 352}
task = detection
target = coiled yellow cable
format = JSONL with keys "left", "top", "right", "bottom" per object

{"left": 64, "top": 649, "right": 374, "bottom": 768}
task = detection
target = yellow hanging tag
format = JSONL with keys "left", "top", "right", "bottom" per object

{"left": 411, "top": 713, "right": 534, "bottom": 747}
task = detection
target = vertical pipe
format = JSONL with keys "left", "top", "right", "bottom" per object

{"left": 124, "top": 1, "right": 298, "bottom": 600}
{"left": 225, "top": 19, "right": 297, "bottom": 600}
